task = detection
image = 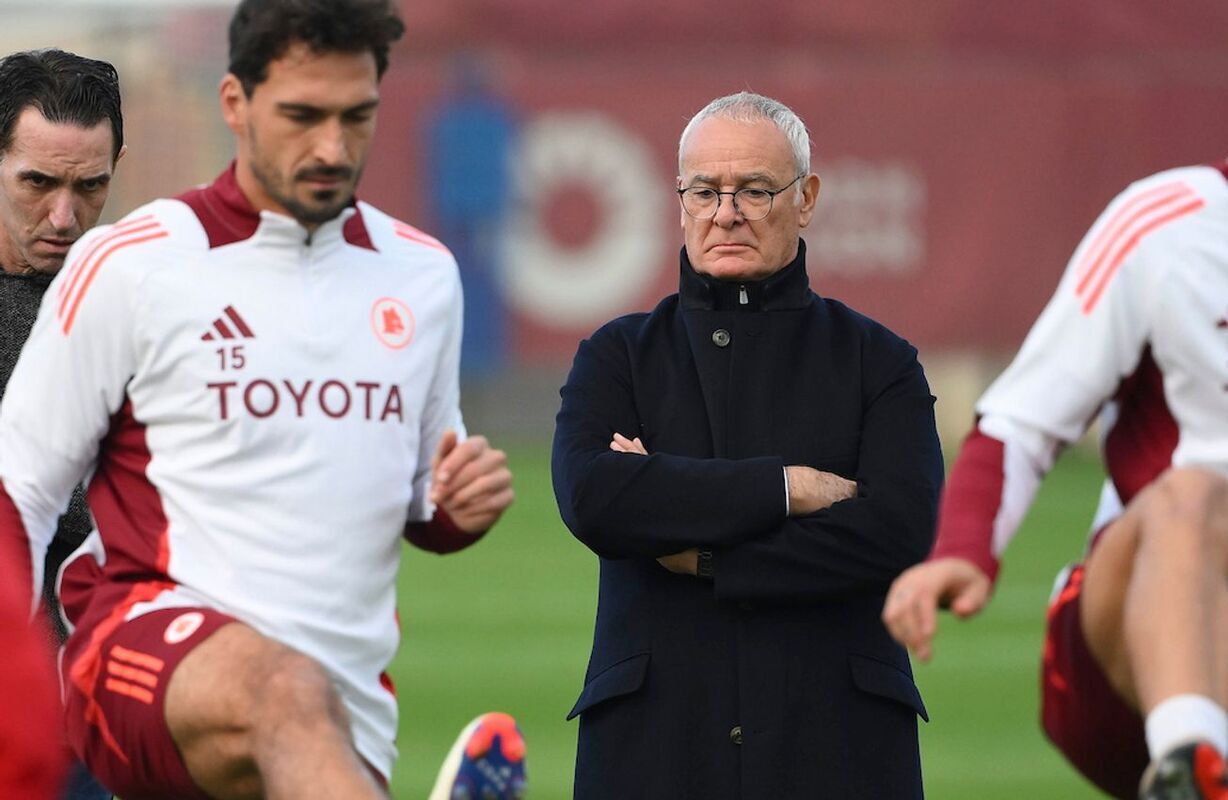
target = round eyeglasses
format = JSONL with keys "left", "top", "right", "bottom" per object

{"left": 677, "top": 173, "right": 805, "bottom": 221}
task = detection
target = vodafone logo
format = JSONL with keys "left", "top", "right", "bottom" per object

{"left": 371, "top": 297, "right": 415, "bottom": 349}
{"left": 164, "top": 611, "right": 205, "bottom": 645}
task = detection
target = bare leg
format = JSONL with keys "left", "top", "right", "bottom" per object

{"left": 164, "top": 622, "right": 388, "bottom": 800}
{"left": 1080, "top": 468, "right": 1228, "bottom": 715}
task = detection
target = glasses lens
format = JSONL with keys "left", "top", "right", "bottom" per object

{"left": 734, "top": 189, "right": 773, "bottom": 221}
{"left": 679, "top": 185, "right": 785, "bottom": 220}
{"left": 681, "top": 188, "right": 718, "bottom": 219}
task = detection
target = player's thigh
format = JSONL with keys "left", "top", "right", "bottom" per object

{"left": 1079, "top": 504, "right": 1146, "bottom": 707}
{"left": 166, "top": 619, "right": 345, "bottom": 798}
{"left": 163, "top": 621, "right": 276, "bottom": 797}
{"left": 1079, "top": 468, "right": 1228, "bottom": 704}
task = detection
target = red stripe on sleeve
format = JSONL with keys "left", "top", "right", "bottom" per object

{"left": 393, "top": 222, "right": 450, "bottom": 254}
{"left": 1073, "top": 184, "right": 1190, "bottom": 296}
{"left": 1079, "top": 198, "right": 1205, "bottom": 315}
{"left": 57, "top": 215, "right": 156, "bottom": 305}
{"left": 61, "top": 229, "right": 169, "bottom": 335}
{"left": 929, "top": 427, "right": 1005, "bottom": 582}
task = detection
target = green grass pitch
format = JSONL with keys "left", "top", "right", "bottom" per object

{"left": 388, "top": 443, "right": 1110, "bottom": 798}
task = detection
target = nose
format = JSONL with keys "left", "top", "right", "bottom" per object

{"left": 312, "top": 117, "right": 349, "bottom": 166}
{"left": 712, "top": 192, "right": 742, "bottom": 228}
{"left": 47, "top": 191, "right": 78, "bottom": 234}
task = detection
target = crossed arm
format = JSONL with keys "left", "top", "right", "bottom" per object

{"left": 607, "top": 432, "right": 857, "bottom": 574}
{"left": 553, "top": 329, "right": 943, "bottom": 601}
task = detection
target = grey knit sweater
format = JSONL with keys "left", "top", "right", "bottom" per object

{"left": 1, "top": 270, "right": 93, "bottom": 643}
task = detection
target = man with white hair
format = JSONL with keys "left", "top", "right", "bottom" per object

{"left": 553, "top": 91, "right": 943, "bottom": 798}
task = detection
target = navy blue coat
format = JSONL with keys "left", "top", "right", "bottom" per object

{"left": 553, "top": 244, "right": 943, "bottom": 799}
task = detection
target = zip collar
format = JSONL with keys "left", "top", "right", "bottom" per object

{"left": 176, "top": 162, "right": 376, "bottom": 252}
{"left": 679, "top": 240, "right": 812, "bottom": 312}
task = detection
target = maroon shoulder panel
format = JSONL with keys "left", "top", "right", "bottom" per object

{"left": 343, "top": 209, "right": 377, "bottom": 252}
{"left": 174, "top": 163, "right": 259, "bottom": 249}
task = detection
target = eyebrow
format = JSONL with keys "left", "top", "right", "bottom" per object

{"left": 276, "top": 99, "right": 381, "bottom": 116}
{"left": 17, "top": 169, "right": 112, "bottom": 187}
{"left": 686, "top": 171, "right": 778, "bottom": 187}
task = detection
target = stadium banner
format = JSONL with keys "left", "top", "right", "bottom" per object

{"left": 365, "top": 58, "right": 1228, "bottom": 366}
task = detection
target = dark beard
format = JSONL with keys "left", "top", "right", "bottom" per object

{"left": 250, "top": 152, "right": 359, "bottom": 227}
{"left": 280, "top": 188, "right": 352, "bottom": 226}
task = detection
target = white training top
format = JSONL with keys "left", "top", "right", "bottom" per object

{"left": 931, "top": 162, "right": 1228, "bottom": 574}
{"left": 0, "top": 166, "right": 464, "bottom": 778}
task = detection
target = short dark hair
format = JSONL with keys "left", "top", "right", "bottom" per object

{"left": 228, "top": 0, "right": 405, "bottom": 96}
{"left": 0, "top": 49, "right": 123, "bottom": 161}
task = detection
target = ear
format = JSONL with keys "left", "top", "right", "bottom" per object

{"left": 219, "top": 73, "right": 247, "bottom": 136}
{"left": 113, "top": 143, "right": 129, "bottom": 169}
{"left": 797, "top": 172, "right": 821, "bottom": 229}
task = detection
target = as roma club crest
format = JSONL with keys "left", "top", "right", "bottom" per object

{"left": 371, "top": 297, "right": 415, "bottom": 350}
{"left": 164, "top": 611, "right": 205, "bottom": 645}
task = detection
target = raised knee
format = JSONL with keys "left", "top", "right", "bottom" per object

{"left": 254, "top": 650, "right": 347, "bottom": 728}
{"left": 1140, "top": 468, "right": 1228, "bottom": 546}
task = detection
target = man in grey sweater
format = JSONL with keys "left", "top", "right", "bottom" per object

{"left": 0, "top": 47, "right": 124, "bottom": 800}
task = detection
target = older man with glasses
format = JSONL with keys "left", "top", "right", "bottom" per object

{"left": 552, "top": 91, "right": 943, "bottom": 799}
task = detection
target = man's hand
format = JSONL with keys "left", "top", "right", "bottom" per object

{"left": 657, "top": 548, "right": 698, "bottom": 575}
{"left": 785, "top": 466, "right": 856, "bottom": 516}
{"left": 429, "top": 430, "right": 514, "bottom": 534}
{"left": 881, "top": 557, "right": 991, "bottom": 662}
{"left": 609, "top": 432, "right": 648, "bottom": 455}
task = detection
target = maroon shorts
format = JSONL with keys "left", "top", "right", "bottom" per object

{"left": 62, "top": 602, "right": 235, "bottom": 800}
{"left": 1041, "top": 563, "right": 1149, "bottom": 799}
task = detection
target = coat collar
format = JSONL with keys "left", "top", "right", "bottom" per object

{"left": 679, "top": 240, "right": 812, "bottom": 311}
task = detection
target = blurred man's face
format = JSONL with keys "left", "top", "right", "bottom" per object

{"left": 678, "top": 116, "right": 818, "bottom": 282}
{"left": 0, "top": 109, "right": 118, "bottom": 275}
{"left": 222, "top": 42, "right": 380, "bottom": 230}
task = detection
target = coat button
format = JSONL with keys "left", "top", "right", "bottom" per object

{"left": 729, "top": 725, "right": 743, "bottom": 745}
{"left": 712, "top": 328, "right": 731, "bottom": 347}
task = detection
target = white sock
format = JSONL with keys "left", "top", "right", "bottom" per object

{"left": 1145, "top": 694, "right": 1228, "bottom": 760}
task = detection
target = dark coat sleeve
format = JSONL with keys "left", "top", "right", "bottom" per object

{"left": 552, "top": 321, "right": 787, "bottom": 560}
{"left": 713, "top": 334, "right": 944, "bottom": 601}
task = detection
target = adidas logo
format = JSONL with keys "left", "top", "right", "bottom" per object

{"left": 103, "top": 643, "right": 164, "bottom": 705}
{"left": 201, "top": 305, "right": 255, "bottom": 341}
